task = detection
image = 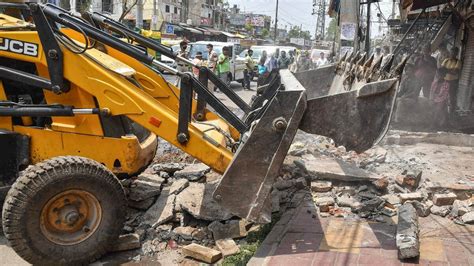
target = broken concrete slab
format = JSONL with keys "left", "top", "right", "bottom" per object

{"left": 372, "top": 176, "right": 389, "bottom": 191}
{"left": 381, "top": 207, "right": 397, "bottom": 217}
{"left": 174, "top": 163, "right": 211, "bottom": 181}
{"left": 176, "top": 182, "right": 233, "bottom": 221}
{"left": 294, "top": 177, "right": 308, "bottom": 189}
{"left": 216, "top": 239, "right": 240, "bottom": 257}
{"left": 395, "top": 171, "right": 422, "bottom": 191}
{"left": 462, "top": 211, "right": 474, "bottom": 224}
{"left": 410, "top": 200, "right": 432, "bottom": 217}
{"left": 152, "top": 163, "right": 185, "bottom": 174}
{"left": 300, "top": 155, "right": 381, "bottom": 182}
{"left": 382, "top": 194, "right": 401, "bottom": 208}
{"left": 430, "top": 205, "right": 451, "bottom": 217}
{"left": 311, "top": 181, "right": 332, "bottom": 192}
{"left": 138, "top": 173, "right": 166, "bottom": 184}
{"left": 143, "top": 189, "right": 176, "bottom": 227}
{"left": 432, "top": 192, "right": 457, "bottom": 206}
{"left": 273, "top": 179, "right": 295, "bottom": 190}
{"left": 173, "top": 226, "right": 196, "bottom": 241}
{"left": 128, "top": 179, "right": 162, "bottom": 202}
{"left": 450, "top": 200, "right": 471, "bottom": 217}
{"left": 396, "top": 203, "right": 420, "bottom": 259}
{"left": 182, "top": 243, "right": 222, "bottom": 264}
{"left": 169, "top": 179, "right": 189, "bottom": 195}
{"left": 358, "top": 197, "right": 385, "bottom": 213}
{"left": 208, "top": 220, "right": 247, "bottom": 240}
{"left": 399, "top": 192, "right": 423, "bottom": 203}
{"left": 111, "top": 234, "right": 141, "bottom": 252}
{"left": 128, "top": 197, "right": 156, "bottom": 210}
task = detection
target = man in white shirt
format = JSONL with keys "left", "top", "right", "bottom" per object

{"left": 316, "top": 52, "right": 328, "bottom": 67}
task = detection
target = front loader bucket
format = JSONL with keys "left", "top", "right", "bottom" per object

{"left": 213, "top": 71, "right": 307, "bottom": 223}
{"left": 299, "top": 78, "right": 399, "bottom": 153}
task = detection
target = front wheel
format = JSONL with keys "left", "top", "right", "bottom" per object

{"left": 2, "top": 156, "right": 127, "bottom": 265}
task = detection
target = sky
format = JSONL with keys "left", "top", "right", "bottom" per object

{"left": 227, "top": 0, "right": 397, "bottom": 38}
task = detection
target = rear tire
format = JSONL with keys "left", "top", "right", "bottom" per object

{"left": 2, "top": 156, "right": 127, "bottom": 265}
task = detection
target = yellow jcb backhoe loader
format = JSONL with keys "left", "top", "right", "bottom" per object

{"left": 0, "top": 2, "right": 402, "bottom": 264}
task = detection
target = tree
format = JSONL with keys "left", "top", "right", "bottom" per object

{"left": 245, "top": 23, "right": 254, "bottom": 34}
{"left": 119, "top": 0, "right": 139, "bottom": 22}
{"left": 261, "top": 28, "right": 270, "bottom": 37}
{"left": 287, "top": 25, "right": 311, "bottom": 40}
{"left": 326, "top": 18, "right": 337, "bottom": 41}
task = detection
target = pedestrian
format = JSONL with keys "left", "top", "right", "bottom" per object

{"left": 430, "top": 68, "right": 449, "bottom": 128}
{"left": 374, "top": 46, "right": 383, "bottom": 62}
{"left": 265, "top": 53, "right": 278, "bottom": 73}
{"left": 413, "top": 44, "right": 437, "bottom": 98}
{"left": 436, "top": 44, "right": 449, "bottom": 69}
{"left": 207, "top": 43, "right": 219, "bottom": 92}
{"left": 441, "top": 46, "right": 462, "bottom": 112}
{"left": 192, "top": 51, "right": 204, "bottom": 78}
{"left": 257, "top": 54, "right": 269, "bottom": 87}
{"left": 217, "top": 46, "right": 231, "bottom": 87}
{"left": 175, "top": 40, "right": 189, "bottom": 86}
{"left": 244, "top": 49, "right": 255, "bottom": 90}
{"left": 316, "top": 52, "right": 328, "bottom": 67}
{"left": 278, "top": 50, "right": 291, "bottom": 69}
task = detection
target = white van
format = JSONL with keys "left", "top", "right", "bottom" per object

{"left": 189, "top": 41, "right": 245, "bottom": 85}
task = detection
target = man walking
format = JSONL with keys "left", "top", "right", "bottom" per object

{"left": 207, "top": 43, "right": 219, "bottom": 92}
{"left": 244, "top": 49, "right": 255, "bottom": 90}
{"left": 316, "top": 52, "right": 328, "bottom": 67}
{"left": 218, "top": 46, "right": 231, "bottom": 86}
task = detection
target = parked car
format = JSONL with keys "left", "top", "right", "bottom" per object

{"left": 189, "top": 41, "right": 245, "bottom": 85}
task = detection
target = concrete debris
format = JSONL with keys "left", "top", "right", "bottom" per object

{"left": 138, "top": 173, "right": 166, "bottom": 184}
{"left": 430, "top": 205, "right": 451, "bottom": 217}
{"left": 173, "top": 226, "right": 196, "bottom": 241}
{"left": 381, "top": 207, "right": 397, "bottom": 217}
{"left": 215, "top": 239, "right": 240, "bottom": 257}
{"left": 294, "top": 177, "right": 308, "bottom": 189}
{"left": 382, "top": 194, "right": 401, "bottom": 209}
{"left": 182, "top": 243, "right": 222, "bottom": 264}
{"left": 399, "top": 192, "right": 423, "bottom": 203}
{"left": 152, "top": 163, "right": 185, "bottom": 174}
{"left": 169, "top": 179, "right": 189, "bottom": 195}
{"left": 311, "top": 181, "right": 332, "bottom": 192}
{"left": 432, "top": 192, "right": 457, "bottom": 206}
{"left": 301, "top": 155, "right": 380, "bottom": 182}
{"left": 450, "top": 200, "right": 471, "bottom": 217}
{"left": 396, "top": 203, "right": 420, "bottom": 259}
{"left": 410, "top": 200, "right": 433, "bottom": 217}
{"left": 273, "top": 179, "right": 296, "bottom": 190}
{"left": 142, "top": 190, "right": 176, "bottom": 227}
{"left": 271, "top": 190, "right": 281, "bottom": 213}
{"left": 208, "top": 220, "right": 247, "bottom": 240}
{"left": 111, "top": 234, "right": 141, "bottom": 252}
{"left": 314, "top": 196, "right": 335, "bottom": 212}
{"left": 372, "top": 176, "right": 389, "bottom": 191}
{"left": 128, "top": 197, "right": 156, "bottom": 210}
{"left": 174, "top": 163, "right": 211, "bottom": 181}
{"left": 461, "top": 211, "right": 474, "bottom": 224}
{"left": 289, "top": 142, "right": 309, "bottom": 156}
{"left": 336, "top": 195, "right": 361, "bottom": 210}
{"left": 176, "top": 182, "right": 233, "bottom": 221}
{"left": 357, "top": 197, "right": 384, "bottom": 213}
{"left": 395, "top": 170, "right": 422, "bottom": 191}
{"left": 128, "top": 179, "right": 163, "bottom": 202}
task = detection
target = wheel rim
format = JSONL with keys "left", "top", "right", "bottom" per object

{"left": 40, "top": 189, "right": 102, "bottom": 245}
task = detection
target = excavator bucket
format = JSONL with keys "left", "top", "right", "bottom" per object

{"left": 214, "top": 69, "right": 399, "bottom": 222}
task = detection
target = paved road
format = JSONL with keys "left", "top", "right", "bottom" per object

{"left": 0, "top": 75, "right": 257, "bottom": 265}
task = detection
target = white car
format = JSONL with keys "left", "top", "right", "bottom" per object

{"left": 189, "top": 41, "right": 245, "bottom": 85}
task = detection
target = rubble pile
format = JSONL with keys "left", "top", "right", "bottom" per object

{"left": 111, "top": 134, "right": 474, "bottom": 263}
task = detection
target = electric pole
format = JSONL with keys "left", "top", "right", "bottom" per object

{"left": 361, "top": 0, "right": 374, "bottom": 54}
{"left": 274, "top": 0, "right": 279, "bottom": 42}
{"left": 136, "top": 0, "right": 143, "bottom": 29}
{"left": 312, "top": 0, "right": 326, "bottom": 41}
{"left": 152, "top": 0, "right": 157, "bottom": 30}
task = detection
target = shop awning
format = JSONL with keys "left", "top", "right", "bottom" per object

{"left": 180, "top": 24, "right": 202, "bottom": 34}
{"left": 234, "top": 33, "right": 246, "bottom": 39}
{"left": 220, "top": 31, "right": 237, "bottom": 38}
{"left": 197, "top": 27, "right": 212, "bottom": 35}
{"left": 202, "top": 27, "right": 222, "bottom": 36}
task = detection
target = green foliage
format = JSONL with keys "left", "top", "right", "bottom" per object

{"left": 222, "top": 213, "right": 281, "bottom": 265}
{"left": 326, "top": 18, "right": 338, "bottom": 41}
{"left": 288, "top": 25, "right": 311, "bottom": 40}
{"left": 261, "top": 28, "right": 270, "bottom": 37}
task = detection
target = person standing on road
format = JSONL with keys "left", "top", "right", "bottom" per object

{"left": 265, "top": 53, "right": 278, "bottom": 72}
{"left": 414, "top": 44, "right": 437, "bottom": 98}
{"left": 278, "top": 51, "right": 291, "bottom": 69}
{"left": 257, "top": 54, "right": 269, "bottom": 87}
{"left": 175, "top": 40, "right": 189, "bottom": 86}
{"left": 207, "top": 43, "right": 219, "bottom": 92}
{"left": 441, "top": 46, "right": 462, "bottom": 113}
{"left": 217, "top": 46, "right": 231, "bottom": 87}
{"left": 192, "top": 52, "right": 204, "bottom": 78}
{"left": 244, "top": 49, "right": 255, "bottom": 91}
{"left": 316, "top": 52, "right": 328, "bottom": 67}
